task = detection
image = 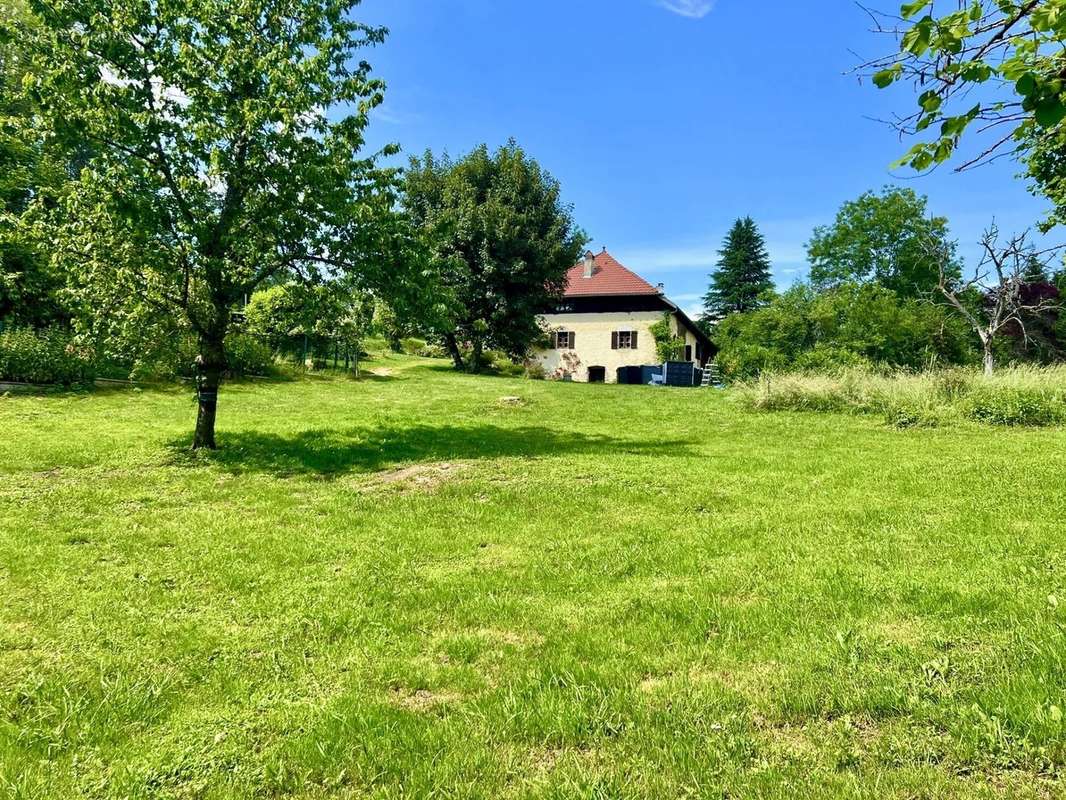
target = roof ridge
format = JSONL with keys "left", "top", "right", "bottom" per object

{"left": 563, "top": 249, "right": 661, "bottom": 298}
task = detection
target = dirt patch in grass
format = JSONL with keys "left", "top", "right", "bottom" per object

{"left": 523, "top": 744, "right": 601, "bottom": 778}
{"left": 476, "top": 627, "right": 545, "bottom": 648}
{"left": 361, "top": 461, "right": 468, "bottom": 493}
{"left": 761, "top": 722, "right": 819, "bottom": 759}
{"left": 638, "top": 661, "right": 782, "bottom": 701}
{"left": 388, "top": 686, "right": 463, "bottom": 713}
{"left": 869, "top": 618, "right": 928, "bottom": 648}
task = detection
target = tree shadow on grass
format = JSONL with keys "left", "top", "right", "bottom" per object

{"left": 167, "top": 424, "right": 692, "bottom": 478}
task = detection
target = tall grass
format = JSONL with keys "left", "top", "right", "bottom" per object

{"left": 736, "top": 365, "right": 1066, "bottom": 427}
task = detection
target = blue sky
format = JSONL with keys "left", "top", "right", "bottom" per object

{"left": 358, "top": 0, "right": 1050, "bottom": 318}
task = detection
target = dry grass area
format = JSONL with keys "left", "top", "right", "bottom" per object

{"left": 736, "top": 365, "right": 1066, "bottom": 427}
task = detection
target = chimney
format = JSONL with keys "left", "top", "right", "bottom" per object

{"left": 656, "top": 282, "right": 664, "bottom": 292}
{"left": 582, "top": 250, "right": 595, "bottom": 279}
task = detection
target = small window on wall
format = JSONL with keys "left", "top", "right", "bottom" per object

{"left": 611, "top": 330, "right": 638, "bottom": 350}
{"left": 553, "top": 331, "right": 574, "bottom": 349}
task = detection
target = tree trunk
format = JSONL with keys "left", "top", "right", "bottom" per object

{"left": 193, "top": 332, "right": 226, "bottom": 450}
{"left": 444, "top": 333, "right": 465, "bottom": 371}
{"left": 982, "top": 344, "right": 995, "bottom": 377}
{"left": 469, "top": 338, "right": 483, "bottom": 374}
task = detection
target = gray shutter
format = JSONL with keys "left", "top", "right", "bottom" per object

{"left": 611, "top": 331, "right": 618, "bottom": 350}
{"left": 569, "top": 332, "right": 575, "bottom": 349}
{"left": 551, "top": 332, "right": 558, "bottom": 349}
{"left": 631, "top": 331, "right": 638, "bottom": 349}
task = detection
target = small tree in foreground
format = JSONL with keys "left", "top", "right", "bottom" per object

{"left": 931, "top": 227, "right": 1063, "bottom": 376}
{"left": 7, "top": 0, "right": 411, "bottom": 449}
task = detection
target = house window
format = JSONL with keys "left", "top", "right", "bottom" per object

{"left": 612, "top": 330, "right": 638, "bottom": 350}
{"left": 554, "top": 331, "right": 574, "bottom": 349}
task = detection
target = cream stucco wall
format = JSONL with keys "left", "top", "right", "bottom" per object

{"left": 534, "top": 310, "right": 693, "bottom": 383}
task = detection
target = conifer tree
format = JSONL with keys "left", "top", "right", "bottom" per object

{"left": 702, "top": 217, "right": 773, "bottom": 321}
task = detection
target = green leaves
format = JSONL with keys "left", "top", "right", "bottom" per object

{"left": 901, "top": 16, "right": 934, "bottom": 56}
{"left": 872, "top": 64, "right": 902, "bottom": 89}
{"left": 900, "top": 0, "right": 929, "bottom": 19}
{"left": 1016, "top": 73, "right": 1039, "bottom": 97}
{"left": 806, "top": 187, "right": 959, "bottom": 297}
{"left": 873, "top": 2, "right": 1066, "bottom": 176}
{"left": 918, "top": 90, "right": 943, "bottom": 113}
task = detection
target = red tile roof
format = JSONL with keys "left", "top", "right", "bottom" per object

{"left": 563, "top": 250, "right": 662, "bottom": 297}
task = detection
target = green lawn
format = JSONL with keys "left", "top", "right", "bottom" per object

{"left": 2, "top": 356, "right": 1065, "bottom": 799}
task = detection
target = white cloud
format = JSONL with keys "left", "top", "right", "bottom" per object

{"left": 371, "top": 105, "right": 422, "bottom": 126}
{"left": 658, "top": 0, "right": 715, "bottom": 19}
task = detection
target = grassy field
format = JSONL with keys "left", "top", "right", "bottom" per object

{"left": 2, "top": 356, "right": 1065, "bottom": 799}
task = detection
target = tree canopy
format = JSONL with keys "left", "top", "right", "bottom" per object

{"left": 5, "top": 0, "right": 413, "bottom": 447}
{"left": 807, "top": 187, "right": 959, "bottom": 298}
{"left": 0, "top": 0, "right": 73, "bottom": 327}
{"left": 403, "top": 141, "right": 587, "bottom": 372}
{"left": 702, "top": 217, "right": 773, "bottom": 321}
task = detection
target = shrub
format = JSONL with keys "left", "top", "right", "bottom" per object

{"left": 965, "top": 386, "right": 1065, "bottom": 427}
{"left": 488, "top": 351, "right": 525, "bottom": 377}
{"left": 361, "top": 335, "right": 390, "bottom": 354}
{"left": 0, "top": 327, "right": 95, "bottom": 385}
{"left": 525, "top": 362, "right": 546, "bottom": 380}
{"left": 650, "top": 313, "right": 686, "bottom": 362}
{"left": 713, "top": 282, "right": 976, "bottom": 378}
{"left": 717, "top": 343, "right": 788, "bottom": 380}
{"left": 139, "top": 334, "right": 276, "bottom": 380}
{"left": 793, "top": 346, "right": 874, "bottom": 375}
{"left": 418, "top": 342, "right": 448, "bottom": 359}
{"left": 400, "top": 337, "right": 427, "bottom": 355}
{"left": 224, "top": 334, "right": 275, "bottom": 377}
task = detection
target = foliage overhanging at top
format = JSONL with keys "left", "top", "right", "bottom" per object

{"left": 865, "top": 0, "right": 1066, "bottom": 173}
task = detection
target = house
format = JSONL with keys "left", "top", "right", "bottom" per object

{"left": 533, "top": 248, "right": 715, "bottom": 383}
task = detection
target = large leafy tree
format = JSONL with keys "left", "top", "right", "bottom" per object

{"left": 403, "top": 142, "right": 587, "bottom": 372}
{"left": 5, "top": 0, "right": 409, "bottom": 448}
{"left": 0, "top": 0, "right": 72, "bottom": 327}
{"left": 702, "top": 216, "right": 773, "bottom": 321}
{"left": 807, "top": 187, "right": 960, "bottom": 297}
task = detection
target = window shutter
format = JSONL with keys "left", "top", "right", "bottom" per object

{"left": 569, "top": 332, "right": 575, "bottom": 349}
{"left": 611, "top": 331, "right": 618, "bottom": 350}
{"left": 551, "top": 332, "right": 558, "bottom": 349}
{"left": 631, "top": 331, "right": 638, "bottom": 349}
